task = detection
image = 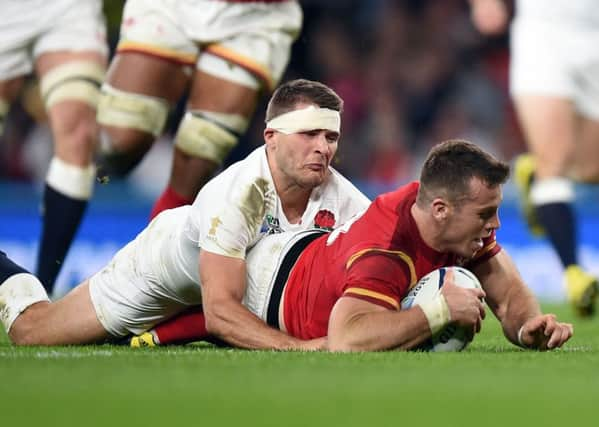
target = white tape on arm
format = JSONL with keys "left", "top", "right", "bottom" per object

{"left": 517, "top": 325, "right": 533, "bottom": 348}
{"left": 418, "top": 294, "right": 451, "bottom": 335}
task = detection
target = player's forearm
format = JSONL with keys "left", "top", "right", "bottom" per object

{"left": 203, "top": 300, "right": 313, "bottom": 350}
{"left": 498, "top": 283, "right": 542, "bottom": 345}
{"left": 328, "top": 309, "right": 432, "bottom": 352}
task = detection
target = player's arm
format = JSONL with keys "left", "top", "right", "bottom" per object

{"left": 199, "top": 249, "right": 324, "bottom": 350}
{"left": 473, "top": 250, "right": 573, "bottom": 350}
{"left": 327, "top": 258, "right": 485, "bottom": 352}
{"left": 328, "top": 297, "right": 432, "bottom": 351}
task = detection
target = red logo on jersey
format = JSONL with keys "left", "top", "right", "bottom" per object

{"left": 314, "top": 210, "right": 335, "bottom": 231}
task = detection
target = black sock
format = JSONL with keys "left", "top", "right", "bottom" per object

{"left": 535, "top": 202, "right": 577, "bottom": 268}
{"left": 0, "top": 250, "right": 29, "bottom": 284}
{"left": 35, "top": 185, "right": 88, "bottom": 292}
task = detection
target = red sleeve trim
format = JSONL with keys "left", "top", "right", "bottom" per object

{"left": 343, "top": 287, "right": 400, "bottom": 310}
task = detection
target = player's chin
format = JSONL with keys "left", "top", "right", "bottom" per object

{"left": 302, "top": 170, "right": 326, "bottom": 187}
{"left": 457, "top": 242, "right": 481, "bottom": 259}
{"left": 469, "top": 238, "right": 484, "bottom": 254}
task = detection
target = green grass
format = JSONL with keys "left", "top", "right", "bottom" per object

{"left": 1, "top": 304, "right": 597, "bottom": 427}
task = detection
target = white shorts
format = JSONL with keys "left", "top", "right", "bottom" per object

{"left": 116, "top": 0, "right": 302, "bottom": 90}
{"left": 0, "top": 0, "right": 108, "bottom": 80}
{"left": 89, "top": 208, "right": 203, "bottom": 337}
{"left": 510, "top": 18, "right": 599, "bottom": 119}
{"left": 88, "top": 208, "right": 320, "bottom": 338}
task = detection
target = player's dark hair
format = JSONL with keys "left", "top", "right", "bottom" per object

{"left": 265, "top": 79, "right": 343, "bottom": 122}
{"left": 417, "top": 140, "right": 510, "bottom": 206}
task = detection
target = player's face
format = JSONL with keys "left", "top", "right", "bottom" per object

{"left": 442, "top": 178, "right": 502, "bottom": 258}
{"left": 274, "top": 127, "right": 339, "bottom": 188}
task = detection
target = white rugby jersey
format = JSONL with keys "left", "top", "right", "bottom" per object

{"left": 155, "top": 146, "right": 368, "bottom": 287}
{"left": 190, "top": 145, "right": 368, "bottom": 255}
{"left": 515, "top": 0, "right": 599, "bottom": 27}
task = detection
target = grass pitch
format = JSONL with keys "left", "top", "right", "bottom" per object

{"left": 1, "top": 304, "right": 597, "bottom": 427}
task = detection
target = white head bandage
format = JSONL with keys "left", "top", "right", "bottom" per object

{"left": 266, "top": 105, "right": 340, "bottom": 135}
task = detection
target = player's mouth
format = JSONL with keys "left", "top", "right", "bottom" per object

{"left": 306, "top": 163, "right": 325, "bottom": 172}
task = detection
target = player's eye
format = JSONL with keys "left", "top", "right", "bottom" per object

{"left": 479, "top": 209, "right": 497, "bottom": 220}
{"left": 303, "top": 130, "right": 320, "bottom": 137}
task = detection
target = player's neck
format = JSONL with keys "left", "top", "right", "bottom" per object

{"left": 278, "top": 187, "right": 311, "bottom": 224}
{"left": 411, "top": 203, "right": 444, "bottom": 252}
{"left": 268, "top": 156, "right": 312, "bottom": 224}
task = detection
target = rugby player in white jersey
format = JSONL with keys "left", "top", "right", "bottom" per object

{"left": 0, "top": 79, "right": 370, "bottom": 349}
{"left": 0, "top": 0, "right": 108, "bottom": 294}
{"left": 96, "top": 0, "right": 303, "bottom": 219}
{"left": 470, "top": 0, "right": 599, "bottom": 316}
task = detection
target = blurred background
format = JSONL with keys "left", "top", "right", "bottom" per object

{"left": 1, "top": 0, "right": 598, "bottom": 298}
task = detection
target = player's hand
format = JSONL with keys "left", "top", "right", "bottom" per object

{"left": 298, "top": 337, "right": 327, "bottom": 351}
{"left": 441, "top": 270, "right": 486, "bottom": 334}
{"left": 518, "top": 314, "right": 573, "bottom": 350}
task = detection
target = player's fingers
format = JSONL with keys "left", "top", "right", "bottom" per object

{"left": 478, "top": 300, "right": 486, "bottom": 320}
{"left": 443, "top": 269, "right": 455, "bottom": 286}
{"left": 545, "top": 324, "right": 564, "bottom": 349}
{"left": 543, "top": 314, "right": 557, "bottom": 335}
{"left": 472, "top": 287, "right": 486, "bottom": 299}
{"left": 523, "top": 314, "right": 549, "bottom": 335}
{"left": 549, "top": 323, "right": 573, "bottom": 349}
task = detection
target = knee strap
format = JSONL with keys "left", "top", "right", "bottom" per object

{"left": 174, "top": 111, "right": 248, "bottom": 164}
{"left": 97, "top": 84, "right": 169, "bottom": 137}
{"left": 40, "top": 61, "right": 105, "bottom": 109}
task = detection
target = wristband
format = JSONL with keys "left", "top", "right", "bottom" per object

{"left": 418, "top": 294, "right": 451, "bottom": 335}
{"left": 517, "top": 325, "right": 530, "bottom": 348}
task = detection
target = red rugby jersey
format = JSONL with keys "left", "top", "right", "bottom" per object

{"left": 282, "top": 182, "right": 500, "bottom": 339}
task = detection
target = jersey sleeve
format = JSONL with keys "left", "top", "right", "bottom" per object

{"left": 467, "top": 230, "right": 502, "bottom": 268}
{"left": 192, "top": 170, "right": 273, "bottom": 259}
{"left": 341, "top": 252, "right": 412, "bottom": 311}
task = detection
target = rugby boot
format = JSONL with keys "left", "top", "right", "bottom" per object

{"left": 514, "top": 154, "right": 545, "bottom": 236}
{"left": 565, "top": 264, "right": 598, "bottom": 317}
{"left": 130, "top": 331, "right": 158, "bottom": 348}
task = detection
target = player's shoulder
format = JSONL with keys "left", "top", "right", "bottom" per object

{"left": 205, "top": 146, "right": 273, "bottom": 192}
{"left": 324, "top": 167, "right": 370, "bottom": 203}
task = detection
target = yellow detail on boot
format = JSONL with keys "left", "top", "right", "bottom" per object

{"left": 130, "top": 332, "right": 157, "bottom": 348}
{"left": 514, "top": 154, "right": 545, "bottom": 236}
{"left": 565, "top": 265, "right": 598, "bottom": 317}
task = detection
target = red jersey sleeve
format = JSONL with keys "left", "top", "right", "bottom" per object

{"left": 342, "top": 251, "right": 412, "bottom": 311}
{"left": 467, "top": 230, "right": 502, "bottom": 269}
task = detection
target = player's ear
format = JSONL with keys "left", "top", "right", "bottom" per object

{"left": 431, "top": 197, "right": 449, "bottom": 221}
{"left": 264, "top": 128, "right": 277, "bottom": 149}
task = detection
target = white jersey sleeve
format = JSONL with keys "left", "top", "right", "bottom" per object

{"left": 187, "top": 146, "right": 276, "bottom": 259}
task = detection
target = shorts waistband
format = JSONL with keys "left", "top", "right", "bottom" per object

{"left": 265, "top": 231, "right": 325, "bottom": 329}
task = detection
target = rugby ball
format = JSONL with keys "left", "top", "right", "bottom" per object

{"left": 401, "top": 266, "right": 482, "bottom": 352}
